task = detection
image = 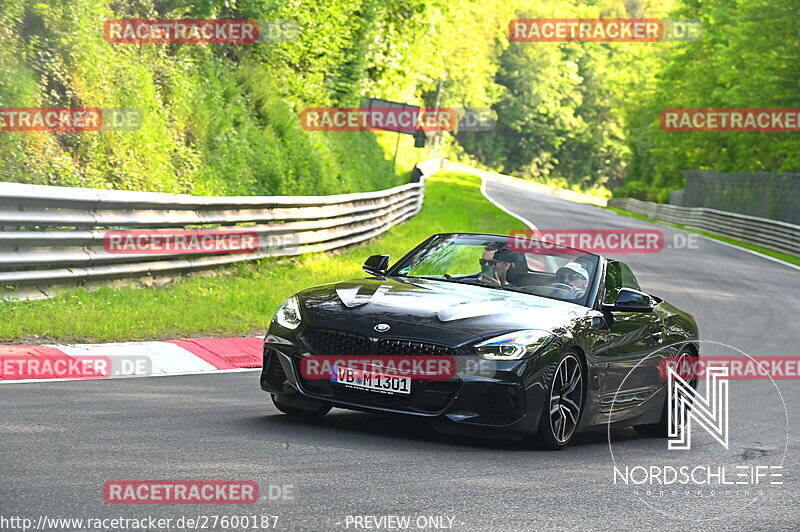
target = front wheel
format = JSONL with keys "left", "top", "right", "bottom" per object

{"left": 271, "top": 394, "right": 332, "bottom": 418}
{"left": 526, "top": 352, "right": 584, "bottom": 450}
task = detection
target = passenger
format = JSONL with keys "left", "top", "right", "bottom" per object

{"left": 479, "top": 247, "right": 515, "bottom": 286}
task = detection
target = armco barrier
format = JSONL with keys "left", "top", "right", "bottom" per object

{"left": 0, "top": 158, "right": 443, "bottom": 298}
{"left": 608, "top": 197, "right": 800, "bottom": 256}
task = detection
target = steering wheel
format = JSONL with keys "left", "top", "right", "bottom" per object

{"left": 550, "top": 282, "right": 573, "bottom": 291}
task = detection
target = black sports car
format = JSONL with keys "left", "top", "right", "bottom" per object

{"left": 261, "top": 232, "right": 699, "bottom": 449}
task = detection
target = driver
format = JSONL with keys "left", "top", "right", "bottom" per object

{"left": 553, "top": 262, "right": 590, "bottom": 299}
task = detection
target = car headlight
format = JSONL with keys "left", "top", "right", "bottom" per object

{"left": 274, "top": 296, "right": 302, "bottom": 329}
{"left": 473, "top": 330, "right": 555, "bottom": 360}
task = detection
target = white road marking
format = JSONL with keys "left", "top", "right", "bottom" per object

{"left": 479, "top": 177, "right": 538, "bottom": 231}
{"left": 0, "top": 367, "right": 259, "bottom": 385}
{"left": 487, "top": 175, "right": 800, "bottom": 272}
{"left": 695, "top": 234, "right": 800, "bottom": 272}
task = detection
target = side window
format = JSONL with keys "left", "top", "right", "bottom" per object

{"left": 604, "top": 261, "right": 642, "bottom": 304}
{"left": 618, "top": 262, "right": 641, "bottom": 290}
{"left": 603, "top": 262, "right": 622, "bottom": 304}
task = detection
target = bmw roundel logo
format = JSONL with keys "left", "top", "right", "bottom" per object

{"left": 374, "top": 323, "right": 390, "bottom": 333}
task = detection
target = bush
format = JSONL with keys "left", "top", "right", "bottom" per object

{"left": 0, "top": 0, "right": 421, "bottom": 195}
{"left": 611, "top": 180, "right": 649, "bottom": 200}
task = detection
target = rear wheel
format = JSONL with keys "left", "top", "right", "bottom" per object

{"left": 527, "top": 352, "right": 584, "bottom": 450}
{"left": 271, "top": 394, "right": 331, "bottom": 418}
{"left": 634, "top": 348, "right": 697, "bottom": 437}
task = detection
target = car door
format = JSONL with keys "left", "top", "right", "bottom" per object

{"left": 596, "top": 261, "right": 666, "bottom": 423}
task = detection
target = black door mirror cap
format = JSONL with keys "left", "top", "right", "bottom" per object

{"left": 363, "top": 254, "right": 390, "bottom": 277}
{"left": 602, "top": 288, "right": 654, "bottom": 313}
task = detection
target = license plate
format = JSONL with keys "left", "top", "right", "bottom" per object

{"left": 331, "top": 365, "right": 411, "bottom": 395}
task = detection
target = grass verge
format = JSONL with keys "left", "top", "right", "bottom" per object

{"left": 0, "top": 172, "right": 523, "bottom": 343}
{"left": 606, "top": 207, "right": 800, "bottom": 267}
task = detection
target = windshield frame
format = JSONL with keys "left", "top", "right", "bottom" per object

{"left": 386, "top": 232, "right": 602, "bottom": 307}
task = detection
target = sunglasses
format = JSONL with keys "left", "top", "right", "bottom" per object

{"left": 479, "top": 258, "right": 498, "bottom": 267}
{"left": 566, "top": 272, "right": 585, "bottom": 281}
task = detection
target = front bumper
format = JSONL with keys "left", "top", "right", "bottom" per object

{"left": 260, "top": 328, "right": 561, "bottom": 437}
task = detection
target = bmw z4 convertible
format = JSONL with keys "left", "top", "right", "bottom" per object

{"left": 261, "top": 232, "right": 699, "bottom": 449}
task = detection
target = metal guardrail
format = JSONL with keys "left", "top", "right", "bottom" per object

{"left": 0, "top": 159, "right": 442, "bottom": 297}
{"left": 674, "top": 170, "right": 800, "bottom": 225}
{"left": 608, "top": 197, "right": 800, "bottom": 256}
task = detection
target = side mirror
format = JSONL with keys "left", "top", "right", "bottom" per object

{"left": 603, "top": 288, "right": 654, "bottom": 313}
{"left": 363, "top": 254, "right": 390, "bottom": 276}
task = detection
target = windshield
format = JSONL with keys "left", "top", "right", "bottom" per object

{"left": 391, "top": 234, "right": 600, "bottom": 306}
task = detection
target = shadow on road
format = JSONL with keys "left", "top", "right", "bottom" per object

{"left": 235, "top": 408, "right": 643, "bottom": 452}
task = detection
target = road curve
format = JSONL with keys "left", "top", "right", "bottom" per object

{"left": 1, "top": 179, "right": 798, "bottom": 531}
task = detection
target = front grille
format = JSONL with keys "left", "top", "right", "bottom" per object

{"left": 377, "top": 338, "right": 456, "bottom": 357}
{"left": 302, "top": 328, "right": 371, "bottom": 356}
{"left": 302, "top": 328, "right": 456, "bottom": 357}
{"left": 298, "top": 328, "right": 462, "bottom": 414}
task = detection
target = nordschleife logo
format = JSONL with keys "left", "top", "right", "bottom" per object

{"left": 608, "top": 340, "right": 788, "bottom": 521}
{"left": 667, "top": 365, "right": 729, "bottom": 450}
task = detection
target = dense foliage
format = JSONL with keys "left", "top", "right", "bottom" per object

{"left": 0, "top": 0, "right": 795, "bottom": 200}
{"left": 0, "top": 0, "right": 445, "bottom": 194}
{"left": 623, "top": 0, "right": 800, "bottom": 201}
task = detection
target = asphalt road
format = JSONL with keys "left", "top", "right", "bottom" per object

{"left": 2, "top": 179, "right": 798, "bottom": 531}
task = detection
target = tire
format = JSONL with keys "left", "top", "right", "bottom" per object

{"left": 271, "top": 394, "right": 332, "bottom": 418}
{"left": 634, "top": 348, "right": 697, "bottom": 437}
{"left": 526, "top": 352, "right": 585, "bottom": 450}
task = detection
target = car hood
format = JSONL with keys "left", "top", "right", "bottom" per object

{"left": 296, "top": 276, "right": 589, "bottom": 346}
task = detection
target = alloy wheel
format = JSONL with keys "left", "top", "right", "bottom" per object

{"left": 549, "top": 354, "right": 583, "bottom": 444}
